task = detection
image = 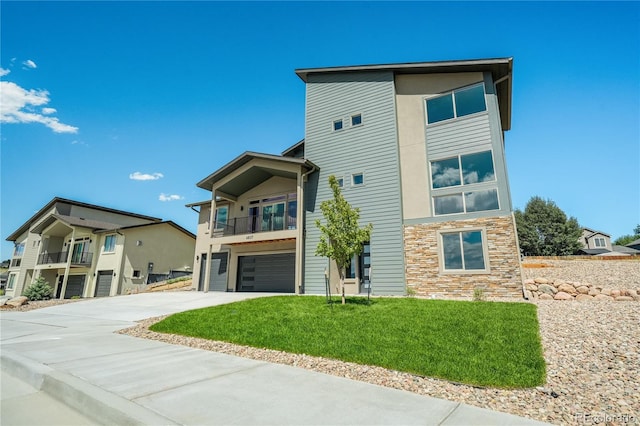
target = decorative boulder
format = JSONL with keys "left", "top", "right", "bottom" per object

{"left": 576, "top": 286, "right": 590, "bottom": 294}
{"left": 557, "top": 283, "right": 577, "bottom": 295}
{"left": 594, "top": 294, "right": 614, "bottom": 301}
{"left": 538, "top": 293, "right": 554, "bottom": 300}
{"left": 6, "top": 296, "right": 28, "bottom": 307}
{"left": 553, "top": 291, "right": 573, "bottom": 300}
{"left": 537, "top": 284, "right": 558, "bottom": 295}
{"left": 576, "top": 294, "right": 594, "bottom": 302}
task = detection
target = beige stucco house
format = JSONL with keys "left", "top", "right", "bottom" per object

{"left": 5, "top": 197, "right": 195, "bottom": 299}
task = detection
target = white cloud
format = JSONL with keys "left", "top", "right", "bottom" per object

{"left": 0, "top": 68, "right": 10, "bottom": 77}
{"left": 42, "top": 107, "right": 57, "bottom": 115}
{"left": 130, "top": 172, "right": 164, "bottom": 181}
{"left": 71, "top": 140, "right": 88, "bottom": 146}
{"left": 23, "top": 59, "right": 37, "bottom": 69}
{"left": 0, "top": 81, "right": 78, "bottom": 133}
{"left": 159, "top": 193, "right": 183, "bottom": 202}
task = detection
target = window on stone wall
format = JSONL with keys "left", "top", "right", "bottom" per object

{"left": 440, "top": 230, "right": 488, "bottom": 272}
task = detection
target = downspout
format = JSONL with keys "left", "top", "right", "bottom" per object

{"left": 296, "top": 162, "right": 318, "bottom": 294}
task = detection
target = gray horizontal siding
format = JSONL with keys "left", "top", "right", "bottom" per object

{"left": 303, "top": 71, "right": 406, "bottom": 295}
{"left": 426, "top": 113, "right": 492, "bottom": 159}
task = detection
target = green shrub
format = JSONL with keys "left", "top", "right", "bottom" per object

{"left": 0, "top": 289, "right": 5, "bottom": 296}
{"left": 473, "top": 286, "right": 486, "bottom": 302}
{"left": 71, "top": 295, "right": 81, "bottom": 300}
{"left": 23, "top": 277, "right": 53, "bottom": 301}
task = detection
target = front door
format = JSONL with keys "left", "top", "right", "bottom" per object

{"left": 56, "top": 275, "right": 64, "bottom": 299}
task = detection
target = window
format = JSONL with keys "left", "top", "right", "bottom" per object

{"left": 352, "top": 173, "right": 364, "bottom": 186}
{"left": 426, "top": 83, "right": 486, "bottom": 124}
{"left": 333, "top": 119, "right": 343, "bottom": 131}
{"left": 346, "top": 255, "right": 357, "bottom": 279}
{"left": 441, "top": 230, "right": 487, "bottom": 271}
{"left": 337, "top": 177, "right": 344, "bottom": 188}
{"left": 351, "top": 114, "right": 362, "bottom": 126}
{"left": 214, "top": 206, "right": 228, "bottom": 227}
{"left": 287, "top": 193, "right": 297, "bottom": 229}
{"left": 431, "top": 150, "right": 499, "bottom": 216}
{"left": 132, "top": 270, "right": 141, "bottom": 278}
{"left": 103, "top": 235, "right": 116, "bottom": 253}
{"left": 7, "top": 273, "right": 16, "bottom": 289}
{"left": 13, "top": 243, "right": 25, "bottom": 257}
{"left": 431, "top": 151, "right": 495, "bottom": 189}
{"left": 594, "top": 237, "right": 606, "bottom": 248}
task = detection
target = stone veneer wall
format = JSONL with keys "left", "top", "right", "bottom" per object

{"left": 404, "top": 215, "right": 523, "bottom": 298}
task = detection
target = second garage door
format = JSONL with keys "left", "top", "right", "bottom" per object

{"left": 237, "top": 253, "right": 295, "bottom": 293}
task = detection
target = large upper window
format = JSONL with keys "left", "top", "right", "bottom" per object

{"left": 426, "top": 83, "right": 486, "bottom": 124}
{"left": 441, "top": 230, "right": 487, "bottom": 271}
{"left": 431, "top": 150, "right": 499, "bottom": 216}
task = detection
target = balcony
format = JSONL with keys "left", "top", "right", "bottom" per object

{"left": 37, "top": 251, "right": 93, "bottom": 266}
{"left": 214, "top": 212, "right": 296, "bottom": 237}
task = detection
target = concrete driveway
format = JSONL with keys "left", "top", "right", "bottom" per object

{"left": 1, "top": 292, "right": 550, "bottom": 425}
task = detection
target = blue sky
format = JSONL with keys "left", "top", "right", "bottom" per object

{"left": 1, "top": 1, "right": 638, "bottom": 259}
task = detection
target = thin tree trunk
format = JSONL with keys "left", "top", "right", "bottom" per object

{"left": 340, "top": 268, "right": 346, "bottom": 305}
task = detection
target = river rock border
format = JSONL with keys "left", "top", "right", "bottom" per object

{"left": 524, "top": 278, "right": 640, "bottom": 301}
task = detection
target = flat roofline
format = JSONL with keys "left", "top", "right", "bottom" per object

{"left": 295, "top": 57, "right": 513, "bottom": 82}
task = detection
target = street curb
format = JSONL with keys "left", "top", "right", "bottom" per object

{"left": 1, "top": 351, "right": 178, "bottom": 426}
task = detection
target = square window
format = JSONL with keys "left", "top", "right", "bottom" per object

{"left": 133, "top": 270, "right": 141, "bottom": 278}
{"left": 352, "top": 173, "right": 364, "bottom": 186}
{"left": 431, "top": 157, "right": 461, "bottom": 189}
{"left": 351, "top": 114, "right": 362, "bottom": 126}
{"left": 337, "top": 177, "right": 344, "bottom": 188}
{"left": 461, "top": 151, "right": 495, "bottom": 184}
{"left": 441, "top": 230, "right": 486, "bottom": 271}
{"left": 333, "top": 120, "right": 343, "bottom": 131}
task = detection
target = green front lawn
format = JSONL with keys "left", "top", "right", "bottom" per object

{"left": 150, "top": 296, "right": 546, "bottom": 388}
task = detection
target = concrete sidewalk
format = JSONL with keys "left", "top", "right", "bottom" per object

{"left": 1, "top": 293, "right": 550, "bottom": 425}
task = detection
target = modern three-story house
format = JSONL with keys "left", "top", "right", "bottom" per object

{"left": 191, "top": 58, "right": 523, "bottom": 298}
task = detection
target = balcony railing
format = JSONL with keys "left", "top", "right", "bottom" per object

{"left": 214, "top": 213, "right": 296, "bottom": 237}
{"left": 37, "top": 251, "right": 93, "bottom": 266}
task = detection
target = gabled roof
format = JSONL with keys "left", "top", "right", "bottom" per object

{"left": 582, "top": 227, "right": 611, "bottom": 238}
{"left": 196, "top": 151, "right": 318, "bottom": 192}
{"left": 295, "top": 57, "right": 513, "bottom": 130}
{"left": 94, "top": 221, "right": 196, "bottom": 239}
{"left": 6, "top": 197, "right": 161, "bottom": 242}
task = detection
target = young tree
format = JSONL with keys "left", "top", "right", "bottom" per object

{"left": 315, "top": 175, "right": 372, "bottom": 304}
{"left": 514, "top": 196, "right": 582, "bottom": 256}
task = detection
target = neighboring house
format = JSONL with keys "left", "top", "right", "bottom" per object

{"left": 5, "top": 197, "right": 195, "bottom": 299}
{"left": 626, "top": 238, "right": 640, "bottom": 252}
{"left": 578, "top": 227, "right": 612, "bottom": 255}
{"left": 191, "top": 58, "right": 522, "bottom": 298}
